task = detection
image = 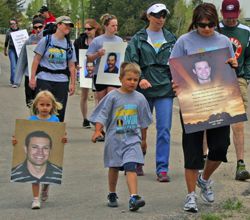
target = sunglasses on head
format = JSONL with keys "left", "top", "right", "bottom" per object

{"left": 150, "top": 11, "right": 167, "bottom": 19}
{"left": 10, "top": 22, "right": 16, "bottom": 25}
{"left": 85, "top": 27, "right": 94, "bottom": 31}
{"left": 33, "top": 25, "right": 43, "bottom": 30}
{"left": 196, "top": 22, "right": 215, "bottom": 28}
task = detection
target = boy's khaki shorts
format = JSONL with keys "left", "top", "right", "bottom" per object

{"left": 238, "top": 77, "right": 249, "bottom": 110}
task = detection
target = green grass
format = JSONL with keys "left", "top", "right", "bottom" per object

{"left": 201, "top": 213, "right": 222, "bottom": 220}
{"left": 222, "top": 198, "right": 243, "bottom": 210}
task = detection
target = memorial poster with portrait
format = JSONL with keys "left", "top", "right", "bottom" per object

{"left": 96, "top": 42, "right": 127, "bottom": 86}
{"left": 169, "top": 48, "right": 247, "bottom": 133}
{"left": 79, "top": 49, "right": 93, "bottom": 88}
{"left": 11, "top": 119, "right": 66, "bottom": 185}
{"left": 26, "top": 44, "right": 37, "bottom": 79}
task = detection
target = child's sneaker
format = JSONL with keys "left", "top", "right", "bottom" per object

{"left": 157, "top": 172, "right": 170, "bottom": 182}
{"left": 235, "top": 161, "right": 250, "bottom": 181}
{"left": 107, "top": 192, "right": 118, "bottom": 207}
{"left": 41, "top": 184, "right": 49, "bottom": 201}
{"left": 31, "top": 198, "right": 41, "bottom": 209}
{"left": 183, "top": 192, "right": 198, "bottom": 213}
{"left": 82, "top": 119, "right": 91, "bottom": 129}
{"left": 129, "top": 195, "right": 145, "bottom": 211}
{"left": 197, "top": 174, "right": 214, "bottom": 203}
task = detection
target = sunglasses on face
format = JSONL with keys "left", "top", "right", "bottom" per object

{"left": 10, "top": 23, "right": 16, "bottom": 25}
{"left": 196, "top": 22, "right": 215, "bottom": 28}
{"left": 84, "top": 27, "right": 94, "bottom": 31}
{"left": 33, "top": 25, "right": 43, "bottom": 30}
{"left": 150, "top": 12, "right": 167, "bottom": 19}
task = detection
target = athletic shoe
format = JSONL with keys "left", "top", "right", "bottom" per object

{"left": 12, "top": 84, "right": 18, "bottom": 88}
{"left": 235, "top": 161, "right": 250, "bottom": 181}
{"left": 41, "top": 184, "right": 49, "bottom": 201}
{"left": 31, "top": 198, "right": 41, "bottom": 209}
{"left": 107, "top": 192, "right": 118, "bottom": 207}
{"left": 136, "top": 164, "right": 144, "bottom": 176}
{"left": 129, "top": 195, "right": 145, "bottom": 211}
{"left": 183, "top": 192, "right": 198, "bottom": 213}
{"left": 157, "top": 172, "right": 170, "bottom": 182}
{"left": 197, "top": 174, "right": 214, "bottom": 203}
{"left": 82, "top": 119, "right": 91, "bottom": 129}
{"left": 9, "top": 83, "right": 13, "bottom": 87}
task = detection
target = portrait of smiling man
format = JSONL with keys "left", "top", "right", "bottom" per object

{"left": 11, "top": 130, "right": 62, "bottom": 184}
{"left": 192, "top": 60, "right": 212, "bottom": 84}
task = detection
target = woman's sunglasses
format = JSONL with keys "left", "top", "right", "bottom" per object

{"left": 150, "top": 11, "right": 167, "bottom": 19}
{"left": 196, "top": 22, "right": 215, "bottom": 28}
{"left": 33, "top": 25, "right": 43, "bottom": 30}
{"left": 85, "top": 27, "right": 94, "bottom": 31}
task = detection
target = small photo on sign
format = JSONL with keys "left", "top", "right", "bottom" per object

{"left": 84, "top": 61, "right": 94, "bottom": 78}
{"left": 103, "top": 52, "right": 120, "bottom": 74}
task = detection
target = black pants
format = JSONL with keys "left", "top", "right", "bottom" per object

{"left": 25, "top": 76, "right": 36, "bottom": 107}
{"left": 35, "top": 79, "right": 69, "bottom": 122}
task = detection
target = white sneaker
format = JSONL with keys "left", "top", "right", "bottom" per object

{"left": 31, "top": 198, "right": 41, "bottom": 209}
{"left": 12, "top": 84, "right": 18, "bottom": 88}
{"left": 183, "top": 192, "right": 198, "bottom": 213}
{"left": 197, "top": 174, "right": 214, "bottom": 203}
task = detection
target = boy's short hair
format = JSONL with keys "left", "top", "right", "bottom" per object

{"left": 120, "top": 62, "right": 141, "bottom": 78}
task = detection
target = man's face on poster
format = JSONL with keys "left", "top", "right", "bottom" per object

{"left": 107, "top": 55, "right": 116, "bottom": 70}
{"left": 193, "top": 61, "right": 211, "bottom": 82}
{"left": 25, "top": 137, "right": 51, "bottom": 166}
{"left": 86, "top": 62, "right": 94, "bottom": 74}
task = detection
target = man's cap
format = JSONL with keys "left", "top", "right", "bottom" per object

{"left": 147, "top": 3, "right": 170, "bottom": 15}
{"left": 32, "top": 17, "right": 44, "bottom": 26}
{"left": 56, "top": 16, "right": 74, "bottom": 27}
{"left": 221, "top": 0, "right": 240, "bottom": 19}
{"left": 38, "top": 6, "right": 49, "bottom": 13}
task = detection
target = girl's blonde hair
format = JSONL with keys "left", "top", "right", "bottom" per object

{"left": 119, "top": 62, "right": 141, "bottom": 79}
{"left": 31, "top": 90, "right": 63, "bottom": 115}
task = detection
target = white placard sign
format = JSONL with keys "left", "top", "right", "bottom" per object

{"left": 79, "top": 49, "right": 93, "bottom": 88}
{"left": 26, "top": 45, "right": 37, "bottom": 79}
{"left": 10, "top": 29, "right": 29, "bottom": 57}
{"left": 96, "top": 42, "right": 127, "bottom": 86}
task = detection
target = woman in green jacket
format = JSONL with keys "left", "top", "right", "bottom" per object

{"left": 125, "top": 3, "right": 176, "bottom": 182}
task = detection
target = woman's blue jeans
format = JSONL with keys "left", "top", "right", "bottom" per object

{"left": 8, "top": 49, "right": 18, "bottom": 84}
{"left": 147, "top": 97, "right": 173, "bottom": 174}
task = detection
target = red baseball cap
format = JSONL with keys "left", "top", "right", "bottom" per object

{"left": 221, "top": 0, "right": 240, "bottom": 19}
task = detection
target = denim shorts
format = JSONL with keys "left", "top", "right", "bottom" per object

{"left": 112, "top": 162, "right": 138, "bottom": 172}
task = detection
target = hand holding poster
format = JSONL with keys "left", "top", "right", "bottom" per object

{"left": 10, "top": 29, "right": 29, "bottom": 57}
{"left": 11, "top": 119, "right": 66, "bottom": 185}
{"left": 169, "top": 48, "right": 247, "bottom": 133}
{"left": 96, "top": 42, "right": 127, "bottom": 86}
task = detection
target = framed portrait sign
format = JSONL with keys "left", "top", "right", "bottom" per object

{"left": 11, "top": 119, "right": 66, "bottom": 185}
{"left": 10, "top": 29, "right": 29, "bottom": 57}
{"left": 79, "top": 49, "right": 93, "bottom": 88}
{"left": 26, "top": 44, "right": 37, "bottom": 79}
{"left": 169, "top": 48, "right": 247, "bottom": 133}
{"left": 96, "top": 41, "right": 127, "bottom": 86}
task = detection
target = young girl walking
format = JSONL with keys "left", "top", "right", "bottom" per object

{"left": 90, "top": 62, "right": 152, "bottom": 211}
{"left": 12, "top": 90, "right": 66, "bottom": 209}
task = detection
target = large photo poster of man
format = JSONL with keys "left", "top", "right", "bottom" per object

{"left": 96, "top": 42, "right": 127, "bottom": 86}
{"left": 11, "top": 119, "right": 66, "bottom": 184}
{"left": 169, "top": 48, "right": 247, "bottom": 133}
{"left": 79, "top": 49, "right": 93, "bottom": 88}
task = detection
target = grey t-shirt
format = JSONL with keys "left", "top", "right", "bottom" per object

{"left": 90, "top": 89, "right": 153, "bottom": 167}
{"left": 146, "top": 29, "right": 166, "bottom": 53}
{"left": 86, "top": 34, "right": 123, "bottom": 75}
{"left": 170, "top": 30, "right": 235, "bottom": 58}
{"left": 35, "top": 35, "right": 76, "bottom": 82}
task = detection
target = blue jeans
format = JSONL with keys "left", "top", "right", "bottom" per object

{"left": 147, "top": 97, "right": 173, "bottom": 174}
{"left": 8, "top": 49, "right": 18, "bottom": 84}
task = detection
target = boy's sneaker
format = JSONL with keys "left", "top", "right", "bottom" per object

{"left": 235, "top": 161, "right": 250, "bottom": 181}
{"left": 12, "top": 84, "right": 18, "bottom": 88}
{"left": 82, "top": 119, "right": 91, "bottom": 128}
{"left": 41, "top": 184, "right": 49, "bottom": 201}
{"left": 157, "top": 172, "right": 170, "bottom": 182}
{"left": 183, "top": 192, "right": 198, "bottom": 213}
{"left": 107, "top": 192, "right": 118, "bottom": 207}
{"left": 129, "top": 195, "right": 145, "bottom": 211}
{"left": 31, "top": 198, "right": 41, "bottom": 209}
{"left": 197, "top": 174, "right": 214, "bottom": 203}
{"left": 136, "top": 164, "right": 144, "bottom": 176}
